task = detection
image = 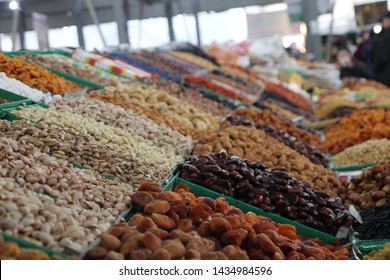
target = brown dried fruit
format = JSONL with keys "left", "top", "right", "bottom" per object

{"left": 186, "top": 239, "right": 209, "bottom": 254}
{"left": 225, "top": 214, "right": 245, "bottom": 229}
{"left": 140, "top": 232, "right": 162, "bottom": 251}
{"left": 185, "top": 249, "right": 201, "bottom": 260}
{"left": 257, "top": 233, "right": 278, "bottom": 255}
{"left": 168, "top": 230, "right": 193, "bottom": 244}
{"left": 129, "top": 249, "right": 147, "bottom": 260}
{"left": 152, "top": 248, "right": 172, "bottom": 260}
{"left": 201, "top": 252, "right": 219, "bottom": 260}
{"left": 120, "top": 240, "right": 138, "bottom": 256}
{"left": 230, "top": 251, "right": 250, "bottom": 260}
{"left": 189, "top": 203, "right": 213, "bottom": 221}
{"left": 271, "top": 252, "right": 286, "bottom": 260}
{"left": 136, "top": 217, "right": 157, "bottom": 232}
{"left": 132, "top": 191, "right": 155, "bottom": 209}
{"left": 128, "top": 214, "right": 145, "bottom": 226}
{"left": 249, "top": 248, "right": 270, "bottom": 260}
{"left": 18, "top": 249, "right": 49, "bottom": 260}
{"left": 121, "top": 229, "right": 142, "bottom": 242}
{"left": 110, "top": 224, "right": 129, "bottom": 239}
{"left": 173, "top": 182, "right": 190, "bottom": 192}
{"left": 86, "top": 247, "right": 108, "bottom": 260}
{"left": 198, "top": 197, "right": 216, "bottom": 211}
{"left": 222, "top": 245, "right": 242, "bottom": 258}
{"left": 151, "top": 213, "right": 176, "bottom": 231}
{"left": 210, "top": 217, "right": 233, "bottom": 237}
{"left": 197, "top": 221, "right": 211, "bottom": 237}
{"left": 221, "top": 230, "right": 243, "bottom": 246}
{"left": 171, "top": 204, "right": 188, "bottom": 219}
{"left": 101, "top": 233, "right": 121, "bottom": 252}
{"left": 138, "top": 182, "right": 163, "bottom": 193}
{"left": 144, "top": 199, "right": 171, "bottom": 215}
{"left": 215, "top": 251, "right": 229, "bottom": 260}
{"left": 106, "top": 251, "right": 125, "bottom": 260}
{"left": 146, "top": 228, "right": 169, "bottom": 240}
{"left": 165, "top": 209, "right": 180, "bottom": 225}
{"left": 177, "top": 219, "right": 194, "bottom": 232}
{"left": 156, "top": 191, "right": 184, "bottom": 205}
{"left": 163, "top": 239, "right": 186, "bottom": 259}
{"left": 2, "top": 242, "right": 20, "bottom": 258}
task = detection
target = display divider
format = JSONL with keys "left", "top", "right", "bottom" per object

{"left": 0, "top": 89, "right": 33, "bottom": 109}
{"left": 348, "top": 231, "right": 390, "bottom": 255}
{"left": 163, "top": 176, "right": 338, "bottom": 244}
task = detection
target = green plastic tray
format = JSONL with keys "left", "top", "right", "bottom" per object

{"left": 348, "top": 231, "right": 390, "bottom": 255}
{"left": 0, "top": 88, "right": 33, "bottom": 109}
{"left": 4, "top": 49, "right": 71, "bottom": 57}
{"left": 330, "top": 163, "right": 377, "bottom": 172}
{"left": 164, "top": 176, "right": 337, "bottom": 244}
{"left": 1, "top": 232, "right": 69, "bottom": 259}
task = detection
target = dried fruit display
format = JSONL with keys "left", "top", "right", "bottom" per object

{"left": 88, "top": 91, "right": 193, "bottom": 137}
{"left": 259, "top": 98, "right": 316, "bottom": 121}
{"left": 147, "top": 78, "right": 228, "bottom": 116}
{"left": 206, "top": 73, "right": 260, "bottom": 97}
{"left": 170, "top": 51, "right": 217, "bottom": 70}
{"left": 49, "top": 96, "right": 193, "bottom": 157}
{"left": 343, "top": 79, "right": 389, "bottom": 91}
{"left": 0, "top": 120, "right": 162, "bottom": 186}
{"left": 263, "top": 101, "right": 300, "bottom": 121}
{"left": 185, "top": 76, "right": 254, "bottom": 104}
{"left": 262, "top": 81, "right": 313, "bottom": 112}
{"left": 343, "top": 161, "right": 390, "bottom": 210}
{"left": 0, "top": 138, "right": 133, "bottom": 252}
{"left": 0, "top": 53, "right": 81, "bottom": 94}
{"left": 231, "top": 108, "right": 322, "bottom": 148}
{"left": 315, "top": 98, "right": 363, "bottom": 120}
{"left": 180, "top": 151, "right": 349, "bottom": 234}
{"left": 18, "top": 53, "right": 122, "bottom": 87}
{"left": 364, "top": 243, "right": 390, "bottom": 260}
{"left": 12, "top": 106, "right": 182, "bottom": 172}
{"left": 85, "top": 182, "right": 351, "bottom": 260}
{"left": 325, "top": 108, "right": 390, "bottom": 154}
{"left": 354, "top": 197, "right": 390, "bottom": 240}
{"left": 224, "top": 115, "right": 329, "bottom": 167}
{"left": 219, "top": 65, "right": 263, "bottom": 87}
{"left": 332, "top": 139, "right": 390, "bottom": 167}
{"left": 193, "top": 125, "right": 339, "bottom": 196}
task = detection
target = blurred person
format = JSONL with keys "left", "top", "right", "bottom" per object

{"left": 354, "top": 31, "right": 374, "bottom": 76}
{"left": 371, "top": 11, "right": 390, "bottom": 87}
{"left": 337, "top": 48, "right": 370, "bottom": 79}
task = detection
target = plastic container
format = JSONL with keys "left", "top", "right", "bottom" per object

{"left": 330, "top": 163, "right": 377, "bottom": 172}
{"left": 348, "top": 231, "right": 390, "bottom": 255}
{"left": 0, "top": 88, "right": 33, "bottom": 109}
{"left": 164, "top": 176, "right": 338, "bottom": 244}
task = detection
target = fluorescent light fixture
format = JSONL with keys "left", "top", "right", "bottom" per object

{"left": 9, "top": 0, "right": 18, "bottom": 10}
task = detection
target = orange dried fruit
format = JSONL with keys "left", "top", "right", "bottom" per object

{"left": 144, "top": 199, "right": 171, "bottom": 215}
{"left": 150, "top": 213, "right": 176, "bottom": 231}
{"left": 189, "top": 203, "right": 213, "bottom": 221}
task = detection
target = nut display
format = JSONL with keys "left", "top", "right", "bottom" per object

{"left": 147, "top": 78, "right": 228, "bottom": 116}
{"left": 0, "top": 137, "right": 133, "bottom": 252}
{"left": 224, "top": 115, "right": 330, "bottom": 167}
{"left": 354, "top": 197, "right": 390, "bottom": 240}
{"left": 0, "top": 120, "right": 162, "bottom": 186}
{"left": 325, "top": 108, "right": 390, "bottom": 154}
{"left": 170, "top": 51, "right": 217, "bottom": 70}
{"left": 180, "top": 151, "right": 350, "bottom": 234}
{"left": 364, "top": 243, "right": 390, "bottom": 260}
{"left": 332, "top": 139, "right": 390, "bottom": 167}
{"left": 12, "top": 106, "right": 182, "bottom": 171}
{"left": 87, "top": 91, "right": 193, "bottom": 137}
{"left": 193, "top": 125, "right": 339, "bottom": 196}
{"left": 0, "top": 53, "right": 81, "bottom": 94}
{"left": 49, "top": 96, "right": 193, "bottom": 157}
{"left": 91, "top": 83, "right": 220, "bottom": 134}
{"left": 343, "top": 161, "right": 390, "bottom": 209}
{"left": 85, "top": 181, "right": 351, "bottom": 260}
{"left": 231, "top": 108, "right": 322, "bottom": 147}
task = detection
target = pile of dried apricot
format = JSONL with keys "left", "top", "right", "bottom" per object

{"left": 85, "top": 182, "right": 351, "bottom": 260}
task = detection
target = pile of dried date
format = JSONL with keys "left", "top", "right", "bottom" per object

{"left": 180, "top": 151, "right": 351, "bottom": 235}
{"left": 85, "top": 182, "right": 351, "bottom": 260}
{"left": 223, "top": 115, "right": 330, "bottom": 167}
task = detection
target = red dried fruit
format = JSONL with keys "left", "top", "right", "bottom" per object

{"left": 257, "top": 233, "right": 278, "bottom": 255}
{"left": 171, "top": 204, "right": 189, "bottom": 219}
{"left": 144, "top": 199, "right": 171, "bottom": 215}
{"left": 209, "top": 217, "right": 233, "bottom": 237}
{"left": 189, "top": 203, "right": 213, "bottom": 221}
{"left": 132, "top": 191, "right": 155, "bottom": 209}
{"left": 173, "top": 182, "right": 190, "bottom": 192}
{"left": 156, "top": 191, "right": 184, "bottom": 205}
{"left": 220, "top": 230, "right": 243, "bottom": 246}
{"left": 138, "top": 182, "right": 163, "bottom": 193}
{"left": 225, "top": 214, "right": 245, "bottom": 229}
{"left": 197, "top": 221, "right": 211, "bottom": 237}
{"left": 197, "top": 197, "right": 216, "bottom": 211}
{"left": 252, "top": 219, "right": 276, "bottom": 234}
